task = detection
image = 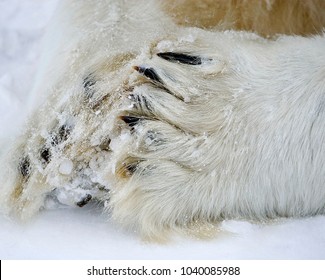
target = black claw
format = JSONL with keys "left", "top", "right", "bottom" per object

{"left": 76, "top": 194, "right": 92, "bottom": 207}
{"left": 118, "top": 159, "right": 142, "bottom": 178}
{"left": 40, "top": 146, "right": 51, "bottom": 164}
{"left": 157, "top": 52, "right": 202, "bottom": 65}
{"left": 124, "top": 161, "right": 140, "bottom": 177}
{"left": 125, "top": 163, "right": 137, "bottom": 175}
{"left": 120, "top": 116, "right": 141, "bottom": 127}
{"left": 133, "top": 66, "right": 163, "bottom": 84}
{"left": 18, "top": 156, "right": 31, "bottom": 178}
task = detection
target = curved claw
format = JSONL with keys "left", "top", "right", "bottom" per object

{"left": 133, "top": 66, "right": 163, "bottom": 84}
{"left": 157, "top": 52, "right": 202, "bottom": 65}
{"left": 120, "top": 116, "right": 141, "bottom": 127}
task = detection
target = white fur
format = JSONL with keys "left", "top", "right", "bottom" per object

{"left": 0, "top": 0, "right": 324, "bottom": 241}
{"left": 109, "top": 31, "right": 325, "bottom": 240}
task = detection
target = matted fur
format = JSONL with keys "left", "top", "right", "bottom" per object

{"left": 0, "top": 0, "right": 324, "bottom": 241}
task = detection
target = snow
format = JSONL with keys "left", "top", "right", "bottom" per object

{"left": 59, "top": 158, "right": 74, "bottom": 175}
{"left": 0, "top": 0, "right": 325, "bottom": 260}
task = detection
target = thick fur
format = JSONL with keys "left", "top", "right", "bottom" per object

{"left": 0, "top": 0, "right": 324, "bottom": 241}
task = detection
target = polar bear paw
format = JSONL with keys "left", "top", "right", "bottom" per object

{"left": 108, "top": 32, "right": 252, "bottom": 241}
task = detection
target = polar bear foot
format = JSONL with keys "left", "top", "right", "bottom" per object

{"left": 1, "top": 27, "right": 324, "bottom": 241}
{"left": 108, "top": 31, "right": 325, "bottom": 241}
{"left": 106, "top": 33, "right": 236, "bottom": 241}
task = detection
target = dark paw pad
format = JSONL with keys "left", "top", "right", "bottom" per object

{"left": 40, "top": 146, "right": 51, "bottom": 165}
{"left": 51, "top": 124, "right": 72, "bottom": 146}
{"left": 76, "top": 194, "right": 92, "bottom": 207}
{"left": 18, "top": 156, "right": 31, "bottom": 179}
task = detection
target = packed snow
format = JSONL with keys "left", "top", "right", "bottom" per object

{"left": 0, "top": 0, "right": 325, "bottom": 259}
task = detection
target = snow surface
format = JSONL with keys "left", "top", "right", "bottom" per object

{"left": 0, "top": 0, "right": 325, "bottom": 260}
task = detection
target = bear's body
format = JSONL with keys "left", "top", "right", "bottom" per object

{"left": 0, "top": 0, "right": 324, "bottom": 241}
